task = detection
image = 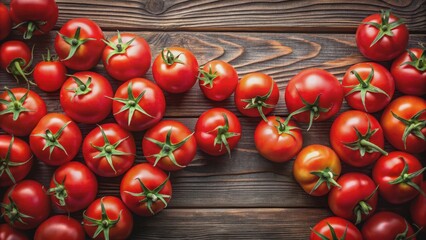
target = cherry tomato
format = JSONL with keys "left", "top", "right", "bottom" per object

{"left": 310, "top": 217, "right": 362, "bottom": 240}
{"left": 34, "top": 215, "right": 85, "bottom": 240}
{"left": 33, "top": 49, "right": 67, "bottom": 92}
{"left": 0, "top": 224, "right": 28, "bottom": 240}
{"left": 0, "top": 3, "right": 11, "bottom": 40}
{"left": 0, "top": 40, "right": 33, "bottom": 84}
{"left": 362, "top": 212, "right": 417, "bottom": 240}
{"left": 410, "top": 181, "right": 426, "bottom": 229}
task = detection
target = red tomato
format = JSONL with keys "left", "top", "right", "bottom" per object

{"left": 285, "top": 68, "right": 343, "bottom": 130}
{"left": 54, "top": 18, "right": 105, "bottom": 70}
{"left": 112, "top": 78, "right": 166, "bottom": 131}
{"left": 195, "top": 108, "right": 241, "bottom": 157}
{"left": 83, "top": 196, "right": 133, "bottom": 240}
{"left": 381, "top": 96, "right": 426, "bottom": 153}
{"left": 30, "top": 113, "right": 82, "bottom": 166}
{"left": 410, "top": 181, "right": 426, "bottom": 229}
{"left": 34, "top": 215, "right": 85, "bottom": 240}
{"left": 33, "top": 49, "right": 67, "bottom": 92}
{"left": 310, "top": 217, "right": 362, "bottom": 240}
{"left": 234, "top": 72, "right": 279, "bottom": 121}
{"left": 1, "top": 180, "right": 50, "bottom": 230}
{"left": 143, "top": 120, "right": 197, "bottom": 171}
{"left": 328, "top": 173, "right": 378, "bottom": 224}
{"left": 60, "top": 71, "right": 113, "bottom": 124}
{"left": 362, "top": 212, "right": 417, "bottom": 240}
{"left": 293, "top": 145, "right": 341, "bottom": 196}
{"left": 152, "top": 47, "right": 199, "bottom": 93}
{"left": 0, "top": 224, "right": 28, "bottom": 240}
{"left": 356, "top": 10, "right": 408, "bottom": 61}
{"left": 342, "top": 62, "right": 394, "bottom": 113}
{"left": 48, "top": 162, "right": 98, "bottom": 212}
{"left": 198, "top": 60, "right": 239, "bottom": 101}
{"left": 0, "top": 88, "right": 47, "bottom": 136}
{"left": 254, "top": 116, "right": 302, "bottom": 162}
{"left": 82, "top": 123, "right": 136, "bottom": 177}
{"left": 120, "top": 163, "right": 172, "bottom": 216}
{"left": 102, "top": 32, "right": 151, "bottom": 81}
{"left": 330, "top": 110, "right": 387, "bottom": 167}
{"left": 0, "top": 135, "right": 33, "bottom": 187}
{"left": 9, "top": 0, "right": 58, "bottom": 39}
{"left": 0, "top": 3, "right": 11, "bottom": 40}
{"left": 0, "top": 41, "right": 33, "bottom": 84}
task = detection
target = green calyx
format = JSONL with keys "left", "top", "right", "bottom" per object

{"left": 391, "top": 109, "right": 426, "bottom": 150}
{"left": 363, "top": 9, "right": 405, "bottom": 47}
{"left": 274, "top": 116, "right": 300, "bottom": 136}
{"left": 41, "top": 48, "right": 58, "bottom": 62}
{"left": 0, "top": 136, "right": 32, "bottom": 184}
{"left": 58, "top": 27, "right": 95, "bottom": 61}
{"left": 0, "top": 187, "right": 34, "bottom": 226}
{"left": 198, "top": 65, "right": 218, "bottom": 89}
{"left": 66, "top": 75, "right": 93, "bottom": 99}
{"left": 0, "top": 88, "right": 31, "bottom": 121}
{"left": 353, "top": 185, "right": 378, "bottom": 225}
{"left": 311, "top": 222, "right": 348, "bottom": 240}
{"left": 47, "top": 175, "right": 68, "bottom": 207}
{"left": 161, "top": 49, "right": 183, "bottom": 66}
{"left": 83, "top": 198, "right": 121, "bottom": 240}
{"left": 6, "top": 46, "right": 35, "bottom": 86}
{"left": 241, "top": 82, "right": 276, "bottom": 122}
{"left": 32, "top": 121, "right": 71, "bottom": 160}
{"left": 389, "top": 158, "right": 426, "bottom": 197}
{"left": 13, "top": 20, "right": 47, "bottom": 40}
{"left": 395, "top": 221, "right": 422, "bottom": 240}
{"left": 401, "top": 49, "right": 426, "bottom": 71}
{"left": 103, "top": 31, "right": 135, "bottom": 64}
{"left": 288, "top": 93, "right": 331, "bottom": 131}
{"left": 209, "top": 113, "right": 240, "bottom": 158}
{"left": 309, "top": 167, "right": 341, "bottom": 194}
{"left": 124, "top": 175, "right": 171, "bottom": 215}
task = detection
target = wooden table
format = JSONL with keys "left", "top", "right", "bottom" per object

{"left": 1, "top": 0, "right": 425, "bottom": 239}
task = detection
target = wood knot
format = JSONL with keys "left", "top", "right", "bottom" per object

{"left": 145, "top": 0, "right": 165, "bottom": 15}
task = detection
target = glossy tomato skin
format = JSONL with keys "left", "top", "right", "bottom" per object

{"left": 33, "top": 57, "right": 67, "bottom": 92}
{"left": 199, "top": 60, "right": 239, "bottom": 101}
{"left": 0, "top": 4, "right": 11, "bottom": 40}
{"left": 34, "top": 215, "right": 85, "bottom": 240}
{"left": 0, "top": 224, "right": 28, "bottom": 240}
{"left": 0, "top": 88, "right": 47, "bottom": 136}
{"left": 195, "top": 108, "right": 242, "bottom": 156}
{"left": 30, "top": 113, "right": 82, "bottom": 166}
{"left": 83, "top": 123, "right": 136, "bottom": 177}
{"left": 310, "top": 217, "right": 362, "bottom": 240}
{"left": 0, "top": 40, "right": 31, "bottom": 72}
{"left": 362, "top": 212, "right": 416, "bottom": 240}
{"left": 255, "top": 116, "right": 302, "bottom": 162}
{"left": 152, "top": 47, "right": 199, "bottom": 93}
{"left": 60, "top": 71, "right": 113, "bottom": 124}
{"left": 112, "top": 78, "right": 166, "bottom": 131}
{"left": 410, "top": 181, "right": 426, "bottom": 229}
{"left": 49, "top": 162, "right": 98, "bottom": 212}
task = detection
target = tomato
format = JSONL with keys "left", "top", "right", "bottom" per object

{"left": 198, "top": 60, "right": 239, "bottom": 101}
{"left": 152, "top": 47, "right": 199, "bottom": 93}
{"left": 120, "top": 163, "right": 172, "bottom": 216}
{"left": 391, "top": 48, "right": 426, "bottom": 96}
{"left": 195, "top": 108, "right": 241, "bottom": 157}
{"left": 328, "top": 173, "right": 378, "bottom": 224}
{"left": 0, "top": 224, "right": 28, "bottom": 240}
{"left": 293, "top": 145, "right": 341, "bottom": 196}
{"left": 30, "top": 113, "right": 82, "bottom": 166}
{"left": 83, "top": 196, "right": 133, "bottom": 240}
{"left": 342, "top": 62, "right": 394, "bottom": 113}
{"left": 143, "top": 120, "right": 197, "bottom": 171}
{"left": 381, "top": 96, "right": 426, "bottom": 153}
{"left": 254, "top": 116, "right": 302, "bottom": 162}
{"left": 0, "top": 3, "right": 11, "bottom": 41}
{"left": 60, "top": 71, "right": 113, "bottom": 124}
{"left": 330, "top": 110, "right": 387, "bottom": 167}
{"left": 102, "top": 32, "right": 151, "bottom": 81}
{"left": 362, "top": 212, "right": 417, "bottom": 240}
{"left": 9, "top": 0, "right": 58, "bottom": 39}
{"left": 54, "top": 18, "right": 105, "bottom": 70}
{"left": 48, "top": 162, "right": 98, "bottom": 212}
{"left": 410, "top": 181, "right": 426, "bottom": 229}
{"left": 33, "top": 49, "right": 67, "bottom": 92}
{"left": 0, "top": 88, "right": 47, "bottom": 136}
{"left": 285, "top": 68, "right": 343, "bottom": 130}
{"left": 356, "top": 10, "right": 408, "bottom": 61}
{"left": 83, "top": 123, "right": 136, "bottom": 177}
{"left": 0, "top": 41, "right": 33, "bottom": 84}
{"left": 112, "top": 78, "right": 165, "bottom": 132}
{"left": 1, "top": 180, "right": 50, "bottom": 230}
{"left": 0, "top": 135, "right": 33, "bottom": 187}
{"left": 34, "top": 215, "right": 85, "bottom": 240}
{"left": 310, "top": 217, "right": 362, "bottom": 240}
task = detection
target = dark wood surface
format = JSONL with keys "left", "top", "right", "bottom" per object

{"left": 0, "top": 0, "right": 425, "bottom": 239}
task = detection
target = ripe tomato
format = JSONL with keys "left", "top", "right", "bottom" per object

{"left": 143, "top": 120, "right": 197, "bottom": 171}
{"left": 102, "top": 32, "right": 151, "bottom": 81}
{"left": 83, "top": 123, "right": 136, "bottom": 177}
{"left": 152, "top": 47, "right": 199, "bottom": 93}
{"left": 0, "top": 135, "right": 33, "bottom": 187}
{"left": 0, "top": 88, "right": 47, "bottom": 136}
{"left": 410, "top": 181, "right": 426, "bottom": 229}
{"left": 48, "top": 162, "right": 98, "bottom": 212}
{"left": 0, "top": 3, "right": 11, "bottom": 40}
{"left": 60, "top": 71, "right": 113, "bottom": 124}
{"left": 330, "top": 110, "right": 387, "bottom": 167}
{"left": 0, "top": 40, "right": 33, "bottom": 84}
{"left": 34, "top": 215, "right": 85, "bottom": 240}
{"left": 83, "top": 196, "right": 133, "bottom": 240}
{"left": 1, "top": 180, "right": 50, "bottom": 230}
{"left": 0, "top": 224, "right": 28, "bottom": 240}
{"left": 112, "top": 78, "right": 165, "bottom": 131}
{"left": 198, "top": 60, "right": 239, "bottom": 101}
{"left": 195, "top": 108, "right": 241, "bottom": 157}
{"left": 33, "top": 49, "right": 67, "bottom": 92}
{"left": 120, "top": 163, "right": 172, "bottom": 216}
{"left": 254, "top": 116, "right": 302, "bottom": 162}
{"left": 342, "top": 62, "right": 394, "bottom": 113}
{"left": 54, "top": 18, "right": 105, "bottom": 70}
{"left": 310, "top": 217, "right": 362, "bottom": 240}
{"left": 285, "top": 68, "right": 343, "bottom": 130}
{"left": 9, "top": 0, "right": 58, "bottom": 39}
{"left": 362, "top": 212, "right": 417, "bottom": 240}
{"left": 293, "top": 145, "right": 341, "bottom": 196}
{"left": 30, "top": 113, "right": 82, "bottom": 166}
{"left": 328, "top": 173, "right": 378, "bottom": 224}
{"left": 381, "top": 96, "right": 426, "bottom": 153}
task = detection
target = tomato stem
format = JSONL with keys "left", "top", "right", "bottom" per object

{"left": 0, "top": 136, "right": 32, "bottom": 185}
